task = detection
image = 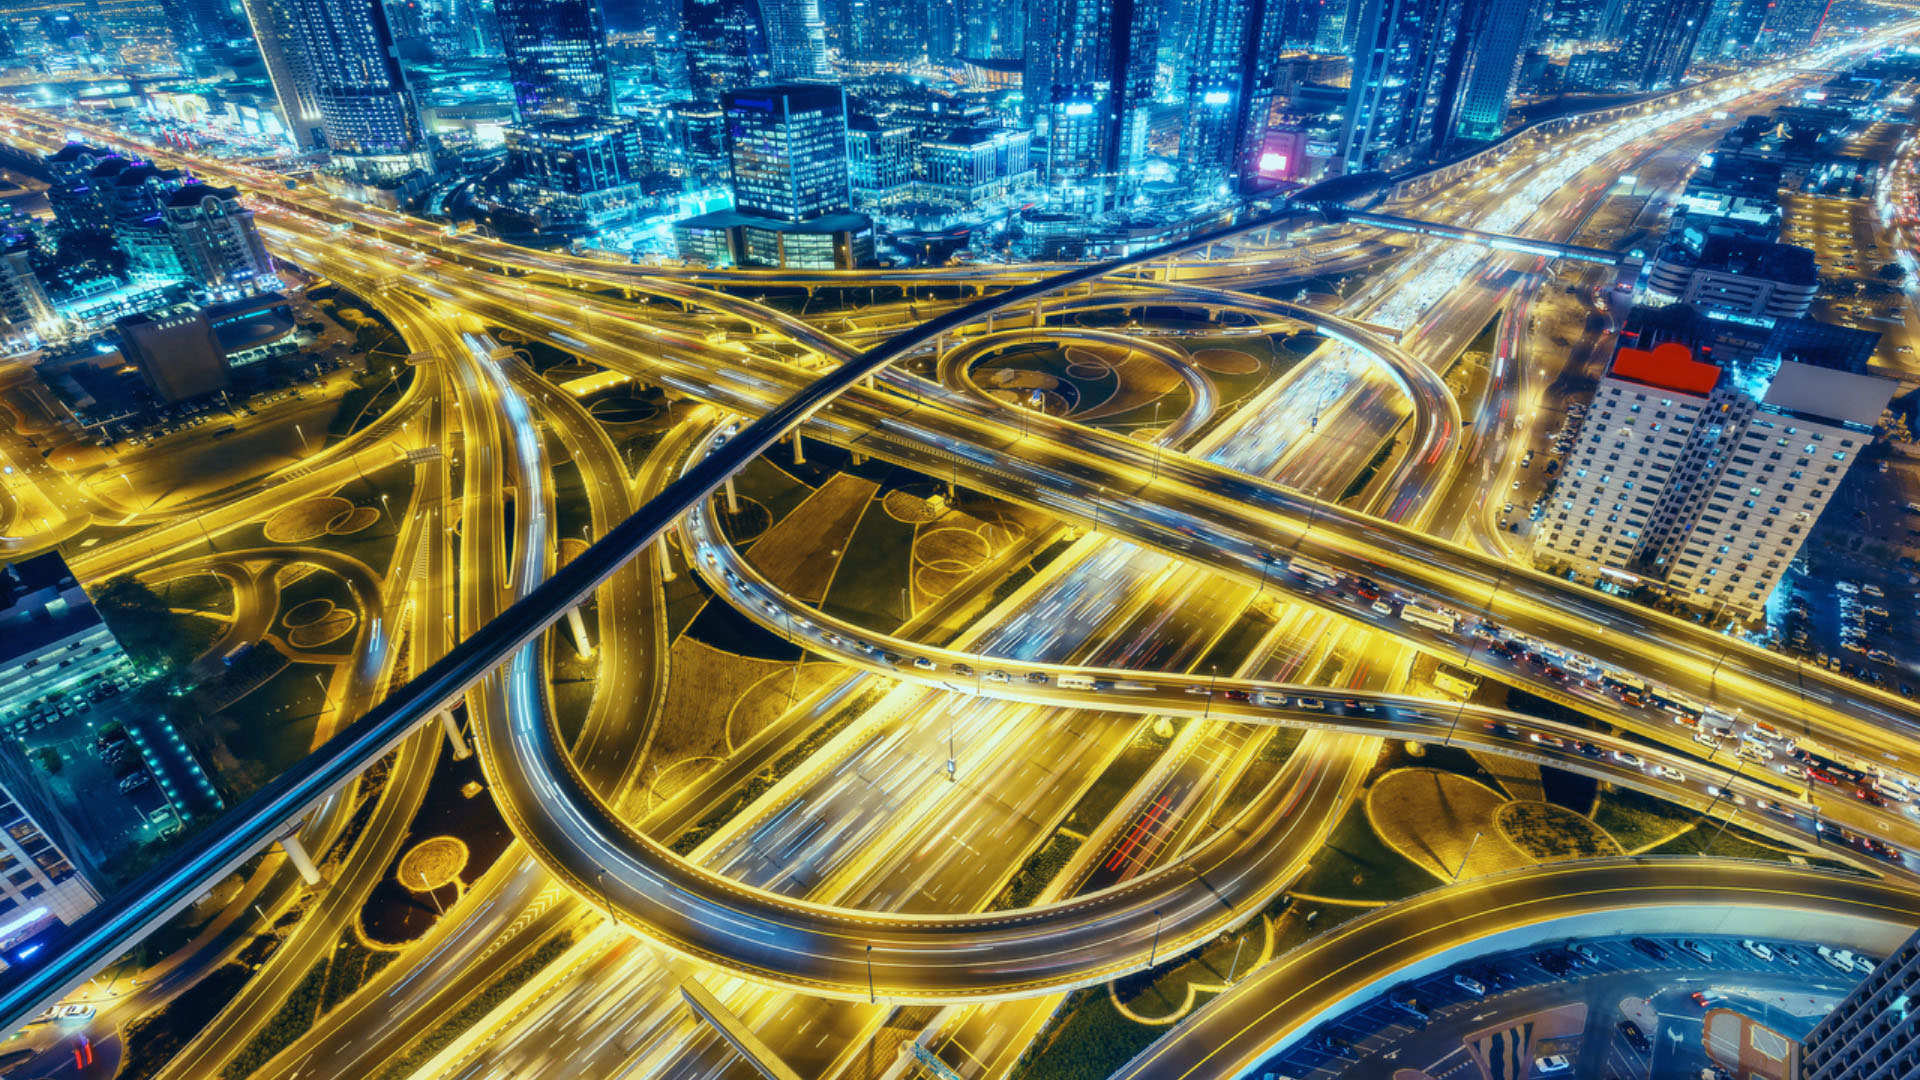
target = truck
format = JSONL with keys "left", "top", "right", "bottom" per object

{"left": 1286, "top": 556, "right": 1340, "bottom": 589}
{"left": 1056, "top": 675, "right": 1097, "bottom": 691}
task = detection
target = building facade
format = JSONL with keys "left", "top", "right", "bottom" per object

{"left": 1800, "top": 927, "right": 1920, "bottom": 1080}
{"left": 160, "top": 184, "right": 276, "bottom": 301}
{"left": 1339, "top": 0, "right": 1464, "bottom": 174}
{"left": 494, "top": 0, "right": 615, "bottom": 121}
{"left": 1536, "top": 337, "right": 1890, "bottom": 616}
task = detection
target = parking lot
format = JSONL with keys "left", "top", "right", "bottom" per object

{"left": 1255, "top": 933, "right": 1865, "bottom": 1080}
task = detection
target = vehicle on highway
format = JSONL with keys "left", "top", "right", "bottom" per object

{"left": 1652, "top": 764, "right": 1685, "bottom": 783}
{"left": 1611, "top": 749, "right": 1644, "bottom": 767}
{"left": 913, "top": 657, "right": 936, "bottom": 671}
{"left": 1287, "top": 556, "right": 1340, "bottom": 588}
{"left": 54, "top": 1004, "right": 92, "bottom": 1020}
{"left": 1399, "top": 603, "right": 1458, "bottom": 634}
{"left": 1742, "top": 939, "right": 1774, "bottom": 962}
{"left": 1679, "top": 939, "right": 1713, "bottom": 962}
{"left": 1618, "top": 1021, "right": 1651, "bottom": 1053}
{"left": 1534, "top": 1055, "right": 1570, "bottom": 1075}
{"left": 1631, "top": 937, "right": 1669, "bottom": 961}
{"left": 1057, "top": 675, "right": 1095, "bottom": 691}
{"left": 1452, "top": 973, "right": 1486, "bottom": 997}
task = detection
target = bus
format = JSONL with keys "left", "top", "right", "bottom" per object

{"left": 1057, "top": 675, "right": 1097, "bottom": 691}
{"left": 1399, "top": 604, "right": 1458, "bottom": 635}
{"left": 1650, "top": 690, "right": 1705, "bottom": 723}
{"left": 1287, "top": 556, "right": 1341, "bottom": 589}
{"left": 1601, "top": 671, "right": 1649, "bottom": 705}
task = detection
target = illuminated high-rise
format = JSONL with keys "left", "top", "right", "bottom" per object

{"left": 1442, "top": 0, "right": 1535, "bottom": 144}
{"left": 683, "top": 0, "right": 767, "bottom": 100}
{"left": 1180, "top": 0, "right": 1287, "bottom": 192}
{"left": 240, "top": 0, "right": 325, "bottom": 149}
{"left": 495, "top": 0, "right": 616, "bottom": 120}
{"left": 1337, "top": 0, "right": 1463, "bottom": 173}
{"left": 1026, "top": 0, "right": 1159, "bottom": 195}
{"left": 1615, "top": 0, "right": 1712, "bottom": 90}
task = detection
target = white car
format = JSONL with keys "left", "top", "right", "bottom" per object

{"left": 1534, "top": 1055, "right": 1571, "bottom": 1076}
{"left": 1652, "top": 764, "right": 1686, "bottom": 783}
{"left": 1742, "top": 939, "right": 1774, "bottom": 962}
{"left": 55, "top": 1003, "right": 93, "bottom": 1020}
{"left": 1612, "top": 750, "right": 1645, "bottom": 768}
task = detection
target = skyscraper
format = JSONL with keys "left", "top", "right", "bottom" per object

{"left": 495, "top": 0, "right": 616, "bottom": 120}
{"left": 1800, "top": 927, "right": 1920, "bottom": 1080}
{"left": 294, "top": 0, "right": 430, "bottom": 171}
{"left": 1441, "top": 0, "right": 1536, "bottom": 144}
{"left": 761, "top": 0, "right": 827, "bottom": 77}
{"left": 673, "top": 84, "right": 872, "bottom": 268}
{"left": 725, "top": 83, "right": 850, "bottom": 222}
{"left": 1759, "top": 0, "right": 1833, "bottom": 51}
{"left": 246, "top": 0, "right": 431, "bottom": 176}
{"left": 1180, "top": 0, "right": 1286, "bottom": 191}
{"left": 239, "top": 0, "right": 325, "bottom": 149}
{"left": 1615, "top": 0, "right": 1713, "bottom": 90}
{"left": 1338, "top": 0, "right": 1463, "bottom": 174}
{"left": 1026, "top": 0, "right": 1160, "bottom": 196}
{"left": 683, "top": 0, "right": 768, "bottom": 100}
{"left": 841, "top": 0, "right": 919, "bottom": 62}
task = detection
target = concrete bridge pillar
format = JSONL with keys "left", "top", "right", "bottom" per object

{"left": 725, "top": 475, "right": 740, "bottom": 513}
{"left": 437, "top": 708, "right": 472, "bottom": 760}
{"left": 565, "top": 606, "right": 593, "bottom": 658}
{"left": 791, "top": 431, "right": 806, "bottom": 465}
{"left": 658, "top": 532, "right": 677, "bottom": 581}
{"left": 279, "top": 832, "right": 322, "bottom": 886}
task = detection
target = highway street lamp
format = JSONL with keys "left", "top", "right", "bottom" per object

{"left": 1148, "top": 908, "right": 1164, "bottom": 967}
{"left": 294, "top": 423, "right": 308, "bottom": 452}
{"left": 1449, "top": 830, "right": 1484, "bottom": 882}
{"left": 866, "top": 944, "right": 875, "bottom": 1004}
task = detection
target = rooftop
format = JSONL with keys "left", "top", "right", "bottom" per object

{"left": 1609, "top": 341, "right": 1722, "bottom": 396}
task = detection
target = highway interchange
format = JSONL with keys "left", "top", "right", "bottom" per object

{"left": 3, "top": 25, "right": 1920, "bottom": 1080}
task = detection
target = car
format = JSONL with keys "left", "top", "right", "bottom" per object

{"left": 1680, "top": 939, "right": 1713, "bottom": 962}
{"left": 1611, "top": 749, "right": 1645, "bottom": 767}
{"left": 1618, "top": 1020, "right": 1651, "bottom": 1053}
{"left": 1653, "top": 764, "right": 1686, "bottom": 782}
{"left": 1533, "top": 1055, "right": 1571, "bottom": 1075}
{"left": 1631, "top": 937, "right": 1669, "bottom": 961}
{"left": 1529, "top": 732, "right": 1565, "bottom": 748}
{"left": 1568, "top": 942, "right": 1599, "bottom": 964}
{"left": 1819, "top": 946, "right": 1860, "bottom": 973}
{"left": 1024, "top": 672, "right": 1049, "bottom": 685}
{"left": 1854, "top": 786, "right": 1888, "bottom": 808}
{"left": 983, "top": 670, "right": 1010, "bottom": 683}
{"left": 1742, "top": 939, "right": 1775, "bottom": 962}
{"left": 55, "top": 1003, "right": 93, "bottom": 1020}
{"left": 1453, "top": 973, "right": 1486, "bottom": 996}
{"left": 912, "top": 657, "right": 937, "bottom": 671}
{"left": 1692, "top": 730, "right": 1722, "bottom": 751}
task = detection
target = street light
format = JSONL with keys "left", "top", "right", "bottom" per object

{"left": 1148, "top": 908, "right": 1164, "bottom": 967}
{"left": 866, "top": 944, "right": 876, "bottom": 1003}
{"left": 1449, "top": 830, "right": 1483, "bottom": 882}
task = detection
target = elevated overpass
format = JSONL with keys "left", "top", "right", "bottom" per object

{"left": 1330, "top": 208, "right": 1635, "bottom": 266}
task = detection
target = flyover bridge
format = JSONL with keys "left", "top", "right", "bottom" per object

{"left": 1331, "top": 208, "right": 1634, "bottom": 266}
